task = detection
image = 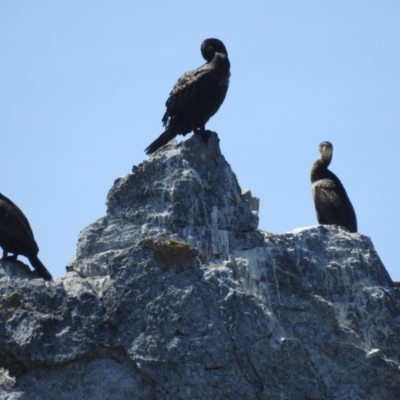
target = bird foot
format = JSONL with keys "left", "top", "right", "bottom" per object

{"left": 195, "top": 129, "right": 212, "bottom": 144}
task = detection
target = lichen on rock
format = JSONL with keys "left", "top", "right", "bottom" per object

{"left": 143, "top": 238, "right": 195, "bottom": 271}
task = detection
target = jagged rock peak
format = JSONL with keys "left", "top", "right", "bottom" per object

{"left": 1, "top": 131, "right": 400, "bottom": 399}
{"left": 74, "top": 132, "right": 261, "bottom": 277}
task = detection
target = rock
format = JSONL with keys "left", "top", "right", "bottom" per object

{"left": 0, "top": 133, "right": 399, "bottom": 399}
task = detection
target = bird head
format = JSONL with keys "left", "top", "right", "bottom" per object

{"left": 201, "top": 38, "right": 228, "bottom": 61}
{"left": 318, "top": 141, "right": 333, "bottom": 162}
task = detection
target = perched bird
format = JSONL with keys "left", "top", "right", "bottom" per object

{"left": 0, "top": 193, "right": 53, "bottom": 281}
{"left": 145, "top": 38, "right": 230, "bottom": 155}
{"left": 311, "top": 141, "right": 357, "bottom": 233}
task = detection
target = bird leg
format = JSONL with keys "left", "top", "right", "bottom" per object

{"left": 2, "top": 252, "right": 18, "bottom": 261}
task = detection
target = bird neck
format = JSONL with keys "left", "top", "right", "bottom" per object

{"left": 311, "top": 157, "right": 332, "bottom": 183}
{"left": 211, "top": 52, "right": 230, "bottom": 72}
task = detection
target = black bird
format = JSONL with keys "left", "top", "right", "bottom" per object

{"left": 311, "top": 141, "right": 357, "bottom": 233}
{"left": 145, "top": 38, "right": 230, "bottom": 155}
{"left": 0, "top": 193, "right": 53, "bottom": 281}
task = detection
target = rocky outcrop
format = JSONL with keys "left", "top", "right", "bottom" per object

{"left": 0, "top": 133, "right": 399, "bottom": 399}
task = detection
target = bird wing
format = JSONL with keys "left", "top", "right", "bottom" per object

{"left": 312, "top": 179, "right": 356, "bottom": 231}
{"left": 0, "top": 194, "right": 35, "bottom": 237}
{"left": 0, "top": 196, "right": 38, "bottom": 251}
{"left": 162, "top": 63, "right": 215, "bottom": 126}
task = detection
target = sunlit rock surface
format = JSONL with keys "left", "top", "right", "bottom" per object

{"left": 1, "top": 133, "right": 399, "bottom": 399}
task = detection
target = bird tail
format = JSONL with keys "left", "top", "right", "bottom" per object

{"left": 28, "top": 255, "right": 53, "bottom": 281}
{"left": 145, "top": 129, "right": 177, "bottom": 155}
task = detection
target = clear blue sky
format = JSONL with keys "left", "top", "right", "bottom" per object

{"left": 1, "top": 1, "right": 399, "bottom": 281}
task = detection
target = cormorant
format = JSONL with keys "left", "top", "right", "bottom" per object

{"left": 311, "top": 141, "right": 357, "bottom": 233}
{"left": 0, "top": 193, "right": 53, "bottom": 281}
{"left": 145, "top": 38, "right": 230, "bottom": 155}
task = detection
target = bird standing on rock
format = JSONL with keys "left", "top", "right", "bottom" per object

{"left": 0, "top": 192, "right": 53, "bottom": 281}
{"left": 311, "top": 141, "right": 357, "bottom": 233}
{"left": 145, "top": 38, "right": 230, "bottom": 155}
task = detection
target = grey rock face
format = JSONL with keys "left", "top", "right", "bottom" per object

{"left": 1, "top": 133, "right": 399, "bottom": 399}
